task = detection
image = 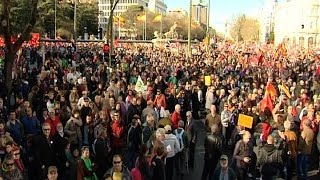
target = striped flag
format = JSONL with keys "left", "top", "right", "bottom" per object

{"left": 279, "top": 83, "right": 291, "bottom": 98}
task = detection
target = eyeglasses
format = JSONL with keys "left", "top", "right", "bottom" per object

{"left": 44, "top": 129, "right": 51, "bottom": 131}
{"left": 113, "top": 161, "right": 122, "bottom": 164}
{"left": 6, "top": 163, "right": 14, "bottom": 166}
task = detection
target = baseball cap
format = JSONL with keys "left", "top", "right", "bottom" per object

{"left": 220, "top": 155, "right": 228, "bottom": 160}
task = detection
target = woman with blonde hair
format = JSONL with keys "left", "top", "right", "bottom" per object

{"left": 1, "top": 154, "right": 24, "bottom": 180}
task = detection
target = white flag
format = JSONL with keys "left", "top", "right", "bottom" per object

{"left": 135, "top": 76, "right": 145, "bottom": 92}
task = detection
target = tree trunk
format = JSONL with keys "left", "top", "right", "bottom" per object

{"left": 4, "top": 48, "right": 14, "bottom": 109}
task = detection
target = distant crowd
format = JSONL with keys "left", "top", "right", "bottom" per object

{"left": 0, "top": 41, "right": 319, "bottom": 180}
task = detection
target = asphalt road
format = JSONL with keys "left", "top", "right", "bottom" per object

{"left": 184, "top": 119, "right": 206, "bottom": 180}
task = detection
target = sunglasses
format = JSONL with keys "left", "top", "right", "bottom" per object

{"left": 113, "top": 161, "right": 122, "bottom": 164}
{"left": 114, "top": 114, "right": 119, "bottom": 117}
{"left": 6, "top": 163, "right": 14, "bottom": 166}
{"left": 44, "top": 129, "right": 51, "bottom": 131}
{"left": 13, "top": 153, "right": 20, "bottom": 156}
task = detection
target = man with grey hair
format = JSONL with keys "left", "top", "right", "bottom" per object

{"left": 174, "top": 120, "right": 189, "bottom": 178}
{"left": 164, "top": 125, "right": 180, "bottom": 180}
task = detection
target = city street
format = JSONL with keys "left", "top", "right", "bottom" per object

{"left": 184, "top": 119, "right": 206, "bottom": 180}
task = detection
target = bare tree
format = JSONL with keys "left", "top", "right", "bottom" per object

{"left": 229, "top": 14, "right": 260, "bottom": 42}
{"left": 0, "top": 0, "right": 39, "bottom": 108}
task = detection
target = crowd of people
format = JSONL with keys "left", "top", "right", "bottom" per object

{"left": 0, "top": 40, "right": 319, "bottom": 180}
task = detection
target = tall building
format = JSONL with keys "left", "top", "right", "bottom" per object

{"left": 168, "top": 8, "right": 188, "bottom": 19}
{"left": 273, "top": 0, "right": 320, "bottom": 48}
{"left": 148, "top": 0, "right": 167, "bottom": 14}
{"left": 191, "top": 0, "right": 208, "bottom": 25}
{"left": 260, "top": 0, "right": 278, "bottom": 43}
{"left": 98, "top": 0, "right": 167, "bottom": 28}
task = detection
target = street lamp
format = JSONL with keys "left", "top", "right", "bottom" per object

{"left": 188, "top": 0, "right": 192, "bottom": 56}
{"left": 73, "top": 0, "right": 77, "bottom": 40}
{"left": 55, "top": 0, "right": 57, "bottom": 39}
{"left": 84, "top": 26, "right": 88, "bottom": 40}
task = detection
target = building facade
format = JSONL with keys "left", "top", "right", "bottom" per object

{"left": 274, "top": 0, "right": 320, "bottom": 48}
{"left": 191, "top": 0, "right": 208, "bottom": 25}
{"left": 98, "top": 0, "right": 167, "bottom": 27}
{"left": 260, "top": 0, "right": 277, "bottom": 43}
{"left": 148, "top": 0, "right": 167, "bottom": 14}
{"left": 168, "top": 8, "right": 188, "bottom": 20}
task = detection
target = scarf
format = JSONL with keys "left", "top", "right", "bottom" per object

{"left": 81, "top": 157, "right": 98, "bottom": 180}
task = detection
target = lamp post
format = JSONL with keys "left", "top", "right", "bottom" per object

{"left": 206, "top": 0, "right": 211, "bottom": 50}
{"left": 188, "top": 0, "right": 192, "bottom": 56}
{"left": 73, "top": 0, "right": 77, "bottom": 40}
{"left": 54, "top": 0, "right": 57, "bottom": 39}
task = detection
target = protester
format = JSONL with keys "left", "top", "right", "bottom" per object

{"left": 104, "top": 154, "right": 131, "bottom": 180}
{"left": 201, "top": 124, "right": 223, "bottom": 180}
{"left": 212, "top": 155, "right": 237, "bottom": 180}
{"left": 1, "top": 39, "right": 320, "bottom": 180}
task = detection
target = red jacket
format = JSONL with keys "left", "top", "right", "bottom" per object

{"left": 111, "top": 120, "right": 124, "bottom": 149}
{"left": 45, "top": 116, "right": 61, "bottom": 137}
{"left": 171, "top": 111, "right": 181, "bottom": 130}
{"left": 154, "top": 94, "right": 166, "bottom": 109}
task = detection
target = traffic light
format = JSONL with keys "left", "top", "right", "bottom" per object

{"left": 98, "top": 28, "right": 103, "bottom": 39}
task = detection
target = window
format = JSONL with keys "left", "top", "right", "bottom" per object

{"left": 299, "top": 37, "right": 305, "bottom": 47}
{"left": 308, "top": 37, "right": 314, "bottom": 47}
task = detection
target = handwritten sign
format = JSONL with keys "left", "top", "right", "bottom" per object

{"left": 238, "top": 114, "right": 253, "bottom": 129}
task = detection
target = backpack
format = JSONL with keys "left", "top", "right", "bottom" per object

{"left": 175, "top": 129, "right": 184, "bottom": 152}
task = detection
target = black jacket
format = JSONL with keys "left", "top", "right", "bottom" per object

{"left": 127, "top": 125, "right": 142, "bottom": 152}
{"left": 257, "top": 143, "right": 283, "bottom": 169}
{"left": 31, "top": 134, "right": 56, "bottom": 169}
{"left": 204, "top": 133, "right": 222, "bottom": 159}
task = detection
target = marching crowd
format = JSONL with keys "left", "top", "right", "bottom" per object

{"left": 0, "top": 41, "right": 319, "bottom": 180}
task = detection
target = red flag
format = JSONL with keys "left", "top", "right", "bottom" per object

{"left": 266, "top": 82, "right": 277, "bottom": 98}
{"left": 260, "top": 94, "right": 274, "bottom": 112}
{"left": 317, "top": 66, "right": 320, "bottom": 75}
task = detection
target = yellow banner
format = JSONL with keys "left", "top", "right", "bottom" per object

{"left": 238, "top": 114, "right": 253, "bottom": 129}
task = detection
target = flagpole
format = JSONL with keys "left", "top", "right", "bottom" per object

{"left": 118, "top": 16, "right": 120, "bottom": 39}
{"left": 54, "top": 0, "right": 57, "bottom": 39}
{"left": 160, "top": 13, "right": 163, "bottom": 39}
{"left": 144, "top": 10, "right": 147, "bottom": 40}
{"left": 188, "top": 0, "right": 192, "bottom": 56}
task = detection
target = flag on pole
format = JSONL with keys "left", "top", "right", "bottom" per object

{"left": 135, "top": 76, "right": 145, "bottom": 92}
{"left": 113, "top": 16, "right": 125, "bottom": 23}
{"left": 279, "top": 83, "right": 291, "bottom": 98}
{"left": 260, "top": 93, "right": 274, "bottom": 112}
{"left": 153, "top": 14, "right": 162, "bottom": 22}
{"left": 137, "top": 14, "right": 146, "bottom": 22}
{"left": 265, "top": 82, "right": 277, "bottom": 98}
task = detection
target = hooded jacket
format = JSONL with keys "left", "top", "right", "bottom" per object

{"left": 257, "top": 143, "right": 283, "bottom": 169}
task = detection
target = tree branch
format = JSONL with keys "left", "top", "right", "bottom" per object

{"left": 111, "top": 0, "right": 120, "bottom": 12}
{"left": 2, "top": 0, "right": 12, "bottom": 52}
{"left": 13, "top": 0, "right": 39, "bottom": 52}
